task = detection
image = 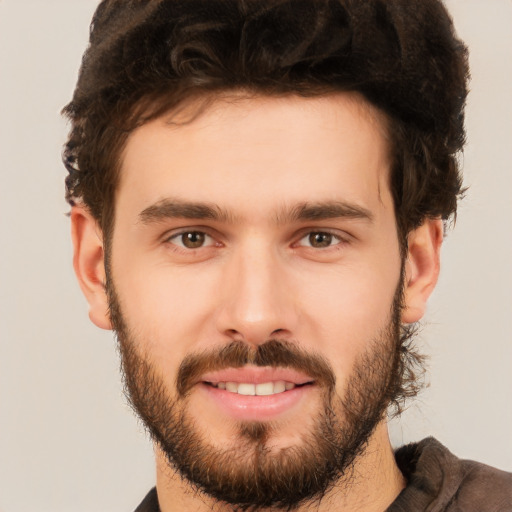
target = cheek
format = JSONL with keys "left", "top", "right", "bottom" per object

{"left": 112, "top": 257, "right": 222, "bottom": 359}
{"left": 296, "top": 260, "right": 400, "bottom": 375}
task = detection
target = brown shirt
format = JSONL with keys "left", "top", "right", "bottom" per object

{"left": 134, "top": 438, "right": 512, "bottom": 511}
{"left": 388, "top": 437, "right": 512, "bottom": 511}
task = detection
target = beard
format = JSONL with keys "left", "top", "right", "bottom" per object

{"left": 107, "top": 273, "right": 413, "bottom": 511}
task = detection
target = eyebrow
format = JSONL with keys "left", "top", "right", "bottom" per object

{"left": 139, "top": 199, "right": 236, "bottom": 224}
{"left": 282, "top": 201, "right": 374, "bottom": 223}
{"left": 138, "top": 198, "right": 373, "bottom": 225}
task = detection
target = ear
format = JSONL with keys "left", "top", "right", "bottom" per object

{"left": 402, "top": 218, "right": 443, "bottom": 324}
{"left": 71, "top": 206, "right": 112, "bottom": 330}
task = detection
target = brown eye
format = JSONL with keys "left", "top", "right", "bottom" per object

{"left": 180, "top": 231, "right": 206, "bottom": 248}
{"left": 308, "top": 232, "right": 334, "bottom": 248}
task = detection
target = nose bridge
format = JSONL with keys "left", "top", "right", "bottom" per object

{"left": 217, "top": 235, "right": 295, "bottom": 344}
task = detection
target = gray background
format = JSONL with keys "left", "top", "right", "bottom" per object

{"left": 0, "top": 1, "right": 511, "bottom": 511}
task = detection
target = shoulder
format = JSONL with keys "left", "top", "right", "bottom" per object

{"left": 133, "top": 487, "right": 160, "bottom": 512}
{"left": 389, "top": 437, "right": 512, "bottom": 512}
{"left": 455, "top": 456, "right": 512, "bottom": 510}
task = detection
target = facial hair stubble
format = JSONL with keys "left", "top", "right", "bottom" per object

{"left": 107, "top": 278, "right": 405, "bottom": 511}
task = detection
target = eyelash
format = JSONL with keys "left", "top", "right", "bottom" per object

{"left": 165, "top": 230, "right": 219, "bottom": 250}
{"left": 294, "top": 231, "right": 348, "bottom": 250}
{"left": 164, "top": 229, "right": 349, "bottom": 252}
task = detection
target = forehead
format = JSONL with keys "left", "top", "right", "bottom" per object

{"left": 117, "top": 92, "right": 393, "bottom": 222}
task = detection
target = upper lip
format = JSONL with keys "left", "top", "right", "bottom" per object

{"left": 199, "top": 366, "right": 315, "bottom": 386}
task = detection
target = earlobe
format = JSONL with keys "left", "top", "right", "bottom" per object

{"left": 402, "top": 219, "right": 443, "bottom": 324}
{"left": 71, "top": 206, "right": 112, "bottom": 330}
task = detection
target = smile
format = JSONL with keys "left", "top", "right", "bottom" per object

{"left": 207, "top": 381, "right": 299, "bottom": 395}
{"left": 197, "top": 367, "right": 316, "bottom": 421}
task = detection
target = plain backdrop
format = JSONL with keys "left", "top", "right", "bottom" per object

{"left": 0, "top": 1, "right": 511, "bottom": 511}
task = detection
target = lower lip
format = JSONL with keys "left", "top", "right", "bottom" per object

{"left": 199, "top": 383, "right": 313, "bottom": 421}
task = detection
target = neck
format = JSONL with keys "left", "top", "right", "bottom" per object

{"left": 154, "top": 421, "right": 405, "bottom": 512}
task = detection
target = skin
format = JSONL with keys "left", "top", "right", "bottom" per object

{"left": 72, "top": 92, "right": 443, "bottom": 511}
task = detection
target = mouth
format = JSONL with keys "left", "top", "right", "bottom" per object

{"left": 196, "top": 367, "right": 316, "bottom": 421}
{"left": 205, "top": 380, "right": 310, "bottom": 395}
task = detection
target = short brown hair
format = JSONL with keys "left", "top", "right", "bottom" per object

{"left": 63, "top": 0, "right": 469, "bottom": 247}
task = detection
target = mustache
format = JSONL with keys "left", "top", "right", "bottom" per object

{"left": 176, "top": 339, "right": 336, "bottom": 397}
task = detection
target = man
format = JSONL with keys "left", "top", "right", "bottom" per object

{"left": 64, "top": 0, "right": 512, "bottom": 511}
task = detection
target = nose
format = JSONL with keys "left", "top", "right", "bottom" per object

{"left": 215, "top": 240, "right": 298, "bottom": 346}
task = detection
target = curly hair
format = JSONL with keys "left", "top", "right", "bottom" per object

{"left": 63, "top": 0, "right": 469, "bottom": 251}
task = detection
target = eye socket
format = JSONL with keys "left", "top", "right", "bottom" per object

{"left": 165, "top": 229, "right": 345, "bottom": 251}
{"left": 168, "top": 231, "right": 214, "bottom": 249}
{"left": 297, "top": 231, "right": 344, "bottom": 249}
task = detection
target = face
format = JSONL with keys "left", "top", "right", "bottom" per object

{"left": 75, "top": 93, "right": 438, "bottom": 509}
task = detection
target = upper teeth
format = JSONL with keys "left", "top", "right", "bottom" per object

{"left": 212, "top": 381, "right": 296, "bottom": 396}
